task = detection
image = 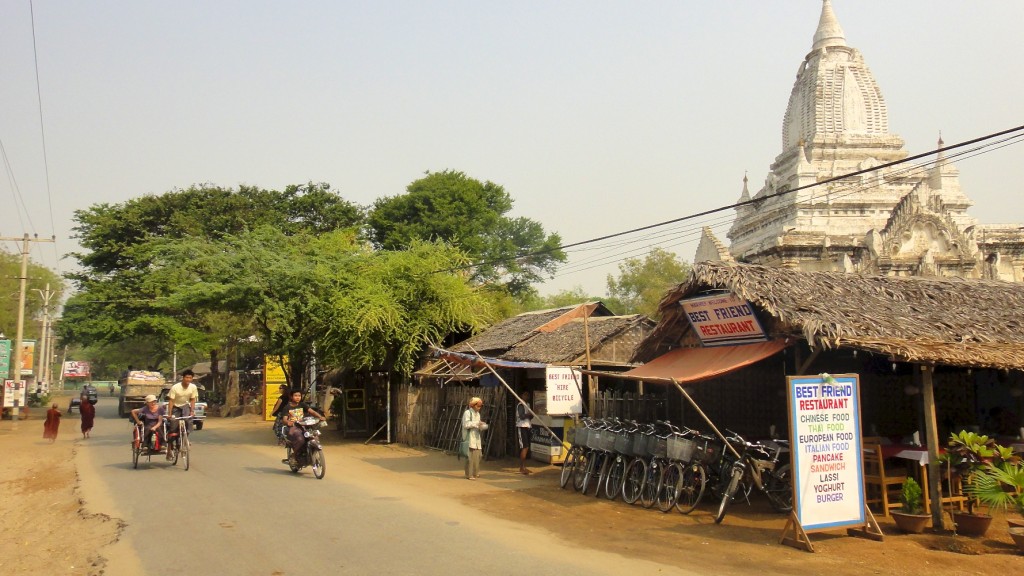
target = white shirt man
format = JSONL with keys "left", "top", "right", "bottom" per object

{"left": 167, "top": 370, "right": 199, "bottom": 430}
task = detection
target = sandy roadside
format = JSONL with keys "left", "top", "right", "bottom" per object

{"left": 0, "top": 405, "right": 121, "bottom": 576}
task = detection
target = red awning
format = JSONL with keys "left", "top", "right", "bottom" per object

{"left": 617, "top": 339, "right": 790, "bottom": 385}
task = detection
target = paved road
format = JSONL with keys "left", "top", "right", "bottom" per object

{"left": 76, "top": 399, "right": 692, "bottom": 576}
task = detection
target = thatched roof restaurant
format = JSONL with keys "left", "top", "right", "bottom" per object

{"left": 635, "top": 261, "right": 1024, "bottom": 371}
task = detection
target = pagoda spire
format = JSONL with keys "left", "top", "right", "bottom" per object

{"left": 812, "top": 0, "right": 847, "bottom": 50}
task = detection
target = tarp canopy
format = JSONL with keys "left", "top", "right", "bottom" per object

{"left": 598, "top": 339, "right": 789, "bottom": 385}
{"left": 429, "top": 348, "right": 548, "bottom": 369}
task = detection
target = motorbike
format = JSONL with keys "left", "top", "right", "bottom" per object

{"left": 282, "top": 416, "right": 327, "bottom": 479}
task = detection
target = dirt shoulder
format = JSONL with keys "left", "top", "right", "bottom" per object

{"left": 334, "top": 435, "right": 1024, "bottom": 576}
{"left": 1, "top": 409, "right": 1022, "bottom": 575}
{"left": 0, "top": 404, "right": 121, "bottom": 576}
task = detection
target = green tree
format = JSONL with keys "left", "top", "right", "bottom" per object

{"left": 152, "top": 227, "right": 493, "bottom": 380}
{"left": 366, "top": 170, "right": 566, "bottom": 297}
{"left": 60, "top": 183, "right": 363, "bottom": 373}
{"left": 520, "top": 286, "right": 602, "bottom": 312}
{"left": 0, "top": 248, "right": 65, "bottom": 340}
{"left": 605, "top": 248, "right": 691, "bottom": 318}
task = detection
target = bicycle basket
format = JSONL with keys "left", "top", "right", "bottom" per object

{"left": 667, "top": 436, "right": 697, "bottom": 463}
{"left": 646, "top": 435, "right": 668, "bottom": 458}
{"left": 613, "top": 432, "right": 630, "bottom": 454}
{"left": 574, "top": 427, "right": 590, "bottom": 447}
{"left": 586, "top": 430, "right": 603, "bottom": 450}
{"left": 696, "top": 438, "right": 722, "bottom": 465}
{"left": 631, "top": 433, "right": 648, "bottom": 456}
{"left": 597, "top": 431, "right": 617, "bottom": 452}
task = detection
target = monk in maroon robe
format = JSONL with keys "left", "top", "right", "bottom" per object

{"left": 80, "top": 398, "right": 95, "bottom": 438}
{"left": 43, "top": 404, "right": 61, "bottom": 443}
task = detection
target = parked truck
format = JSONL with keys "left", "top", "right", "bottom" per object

{"left": 118, "top": 370, "right": 166, "bottom": 418}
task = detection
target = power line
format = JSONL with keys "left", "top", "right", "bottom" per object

{"left": 29, "top": 0, "right": 61, "bottom": 274}
{"left": 434, "top": 124, "right": 1024, "bottom": 279}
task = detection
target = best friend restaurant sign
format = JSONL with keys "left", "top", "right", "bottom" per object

{"left": 787, "top": 373, "right": 865, "bottom": 531}
{"left": 680, "top": 293, "right": 767, "bottom": 346}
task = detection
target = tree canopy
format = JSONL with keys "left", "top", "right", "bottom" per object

{"left": 0, "top": 248, "right": 64, "bottom": 341}
{"left": 605, "top": 248, "right": 691, "bottom": 318}
{"left": 365, "top": 170, "right": 566, "bottom": 297}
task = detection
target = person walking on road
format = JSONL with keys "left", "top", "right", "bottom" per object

{"left": 80, "top": 395, "right": 96, "bottom": 439}
{"left": 43, "top": 403, "right": 61, "bottom": 443}
{"left": 462, "top": 397, "right": 488, "bottom": 480}
{"left": 516, "top": 390, "right": 534, "bottom": 475}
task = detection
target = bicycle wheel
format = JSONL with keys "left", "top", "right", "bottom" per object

{"left": 572, "top": 449, "right": 590, "bottom": 492}
{"left": 621, "top": 458, "right": 647, "bottom": 504}
{"left": 656, "top": 463, "right": 679, "bottom": 512}
{"left": 580, "top": 452, "right": 601, "bottom": 495}
{"left": 311, "top": 447, "right": 326, "bottom": 479}
{"left": 594, "top": 455, "right": 611, "bottom": 498}
{"left": 132, "top": 427, "right": 141, "bottom": 469}
{"left": 560, "top": 447, "right": 579, "bottom": 489}
{"left": 181, "top": 424, "right": 190, "bottom": 471}
{"left": 764, "top": 464, "right": 793, "bottom": 512}
{"left": 674, "top": 462, "right": 707, "bottom": 514}
{"left": 640, "top": 461, "right": 659, "bottom": 509}
{"left": 603, "top": 456, "right": 627, "bottom": 501}
{"left": 715, "top": 464, "right": 744, "bottom": 524}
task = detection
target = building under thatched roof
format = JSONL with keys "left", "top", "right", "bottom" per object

{"left": 501, "top": 314, "right": 653, "bottom": 365}
{"left": 449, "top": 302, "right": 616, "bottom": 358}
{"left": 635, "top": 261, "right": 1024, "bottom": 370}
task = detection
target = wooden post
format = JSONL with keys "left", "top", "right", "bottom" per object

{"left": 921, "top": 364, "right": 944, "bottom": 529}
{"left": 583, "top": 305, "right": 596, "bottom": 416}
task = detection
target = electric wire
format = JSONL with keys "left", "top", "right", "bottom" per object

{"left": 434, "top": 124, "right": 1024, "bottom": 283}
{"left": 550, "top": 133, "right": 1024, "bottom": 281}
{"left": 29, "top": 0, "right": 62, "bottom": 274}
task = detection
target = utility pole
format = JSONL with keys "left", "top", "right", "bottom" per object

{"left": 34, "top": 283, "right": 55, "bottom": 394}
{"left": 2, "top": 234, "right": 55, "bottom": 422}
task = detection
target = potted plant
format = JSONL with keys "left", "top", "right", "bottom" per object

{"left": 943, "top": 431, "right": 998, "bottom": 536}
{"left": 966, "top": 459, "right": 1024, "bottom": 552}
{"left": 891, "top": 477, "right": 930, "bottom": 533}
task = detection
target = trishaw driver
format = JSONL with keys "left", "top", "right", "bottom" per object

{"left": 167, "top": 369, "right": 200, "bottom": 433}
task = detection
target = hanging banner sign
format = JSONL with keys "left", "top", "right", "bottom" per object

{"left": 263, "top": 355, "right": 289, "bottom": 421}
{"left": 681, "top": 293, "right": 767, "bottom": 346}
{"left": 0, "top": 340, "right": 10, "bottom": 380}
{"left": 545, "top": 366, "right": 582, "bottom": 415}
{"left": 787, "top": 373, "right": 865, "bottom": 531}
{"left": 63, "top": 361, "right": 92, "bottom": 378}
{"left": 19, "top": 340, "right": 36, "bottom": 376}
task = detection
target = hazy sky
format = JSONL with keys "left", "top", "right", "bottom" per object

{"left": 2, "top": 0, "right": 1022, "bottom": 297}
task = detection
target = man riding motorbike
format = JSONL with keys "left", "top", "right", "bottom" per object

{"left": 280, "top": 390, "right": 325, "bottom": 467}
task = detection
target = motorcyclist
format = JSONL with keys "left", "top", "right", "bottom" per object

{"left": 280, "top": 390, "right": 325, "bottom": 467}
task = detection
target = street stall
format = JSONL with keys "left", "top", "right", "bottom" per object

{"left": 605, "top": 261, "right": 1024, "bottom": 534}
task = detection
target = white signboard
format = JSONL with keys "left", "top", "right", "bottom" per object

{"left": 545, "top": 366, "right": 582, "bottom": 415}
{"left": 788, "top": 373, "right": 865, "bottom": 531}
{"left": 681, "top": 293, "right": 767, "bottom": 346}
{"left": 3, "top": 380, "right": 26, "bottom": 408}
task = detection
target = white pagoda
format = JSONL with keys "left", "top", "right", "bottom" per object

{"left": 696, "top": 0, "right": 1024, "bottom": 281}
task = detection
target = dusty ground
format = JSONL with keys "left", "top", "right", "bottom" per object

{"left": 0, "top": 404, "right": 121, "bottom": 575}
{"left": 1, "top": 399, "right": 1022, "bottom": 576}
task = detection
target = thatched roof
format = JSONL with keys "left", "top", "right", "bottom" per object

{"left": 451, "top": 302, "right": 614, "bottom": 356}
{"left": 634, "top": 261, "right": 1024, "bottom": 370}
{"left": 502, "top": 315, "right": 653, "bottom": 364}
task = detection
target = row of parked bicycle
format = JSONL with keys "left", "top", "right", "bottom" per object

{"left": 558, "top": 417, "right": 793, "bottom": 523}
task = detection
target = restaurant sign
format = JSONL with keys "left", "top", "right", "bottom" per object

{"left": 787, "top": 373, "right": 865, "bottom": 531}
{"left": 680, "top": 293, "right": 767, "bottom": 347}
